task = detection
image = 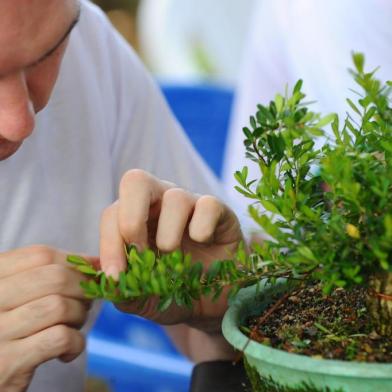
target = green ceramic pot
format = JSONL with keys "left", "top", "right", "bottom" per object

{"left": 222, "top": 280, "right": 392, "bottom": 392}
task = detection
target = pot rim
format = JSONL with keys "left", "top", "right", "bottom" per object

{"left": 222, "top": 282, "right": 392, "bottom": 379}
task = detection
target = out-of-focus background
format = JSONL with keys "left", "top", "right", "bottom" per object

{"left": 93, "top": 0, "right": 255, "bottom": 85}
{"left": 86, "top": 1, "right": 255, "bottom": 391}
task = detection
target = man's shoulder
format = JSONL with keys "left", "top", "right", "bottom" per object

{"left": 68, "top": 0, "right": 139, "bottom": 72}
{"left": 76, "top": 0, "right": 113, "bottom": 42}
{"left": 80, "top": 0, "right": 109, "bottom": 27}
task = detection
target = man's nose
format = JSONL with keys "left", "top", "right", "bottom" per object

{"left": 0, "top": 72, "right": 35, "bottom": 142}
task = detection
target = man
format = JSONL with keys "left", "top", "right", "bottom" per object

{"left": 0, "top": 1, "right": 243, "bottom": 390}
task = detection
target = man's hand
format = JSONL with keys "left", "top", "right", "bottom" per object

{"left": 0, "top": 245, "right": 92, "bottom": 392}
{"left": 99, "top": 169, "right": 244, "bottom": 360}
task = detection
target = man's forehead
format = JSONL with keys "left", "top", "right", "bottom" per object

{"left": 0, "top": 0, "right": 79, "bottom": 76}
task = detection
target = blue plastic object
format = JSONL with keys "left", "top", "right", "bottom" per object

{"left": 162, "top": 84, "right": 233, "bottom": 177}
{"left": 87, "top": 84, "right": 233, "bottom": 392}
{"left": 88, "top": 302, "right": 192, "bottom": 392}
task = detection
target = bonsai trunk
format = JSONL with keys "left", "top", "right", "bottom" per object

{"left": 367, "top": 271, "right": 392, "bottom": 338}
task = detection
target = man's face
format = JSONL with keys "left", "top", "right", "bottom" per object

{"left": 0, "top": 0, "right": 80, "bottom": 161}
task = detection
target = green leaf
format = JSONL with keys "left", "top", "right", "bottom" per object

{"left": 207, "top": 260, "right": 221, "bottom": 281}
{"left": 157, "top": 297, "right": 173, "bottom": 312}
{"left": 297, "top": 246, "right": 317, "bottom": 262}
{"left": 76, "top": 265, "right": 98, "bottom": 276}
{"left": 260, "top": 200, "right": 280, "bottom": 214}
{"left": 250, "top": 116, "right": 257, "bottom": 130}
{"left": 67, "top": 255, "right": 89, "bottom": 266}
{"left": 363, "top": 106, "right": 376, "bottom": 123}
{"left": 352, "top": 52, "right": 364, "bottom": 73}
{"left": 126, "top": 273, "right": 139, "bottom": 292}
{"left": 242, "top": 126, "right": 253, "bottom": 139}
{"left": 275, "top": 94, "right": 284, "bottom": 113}
{"left": 293, "top": 79, "right": 303, "bottom": 94}
{"left": 346, "top": 98, "right": 362, "bottom": 116}
{"left": 234, "top": 186, "right": 257, "bottom": 199}
{"left": 150, "top": 277, "right": 160, "bottom": 294}
{"left": 81, "top": 280, "right": 101, "bottom": 299}
{"left": 108, "top": 276, "right": 116, "bottom": 292}
{"left": 119, "top": 272, "right": 127, "bottom": 294}
{"left": 380, "top": 259, "right": 389, "bottom": 270}
{"left": 315, "top": 113, "right": 336, "bottom": 128}
{"left": 249, "top": 206, "right": 280, "bottom": 239}
{"left": 100, "top": 274, "right": 107, "bottom": 296}
{"left": 384, "top": 215, "right": 392, "bottom": 238}
{"left": 300, "top": 205, "right": 319, "bottom": 221}
{"left": 143, "top": 249, "right": 156, "bottom": 270}
{"left": 307, "top": 127, "right": 324, "bottom": 137}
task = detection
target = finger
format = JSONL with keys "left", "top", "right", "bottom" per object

{"left": 0, "top": 265, "right": 87, "bottom": 311}
{"left": 99, "top": 202, "right": 126, "bottom": 280}
{"left": 0, "top": 296, "right": 89, "bottom": 341}
{"left": 188, "top": 196, "right": 225, "bottom": 244}
{"left": 118, "top": 170, "right": 172, "bottom": 248}
{"left": 189, "top": 196, "right": 241, "bottom": 246}
{"left": 156, "top": 188, "right": 196, "bottom": 252}
{"left": 0, "top": 245, "right": 98, "bottom": 280}
{"left": 0, "top": 245, "right": 65, "bottom": 279}
{"left": 14, "top": 325, "right": 85, "bottom": 371}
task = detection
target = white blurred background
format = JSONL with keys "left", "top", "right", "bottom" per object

{"left": 93, "top": 0, "right": 255, "bottom": 85}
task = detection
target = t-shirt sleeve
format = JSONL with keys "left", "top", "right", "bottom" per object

{"left": 88, "top": 6, "right": 223, "bottom": 198}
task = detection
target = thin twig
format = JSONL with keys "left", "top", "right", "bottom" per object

{"left": 234, "top": 290, "right": 292, "bottom": 363}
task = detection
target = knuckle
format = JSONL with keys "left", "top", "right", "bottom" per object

{"left": 100, "top": 204, "right": 116, "bottom": 223}
{"left": 28, "top": 245, "right": 56, "bottom": 266}
{"left": 45, "top": 295, "right": 69, "bottom": 320}
{"left": 47, "top": 325, "right": 73, "bottom": 353}
{"left": 163, "top": 188, "right": 193, "bottom": 206}
{"left": 28, "top": 295, "right": 66, "bottom": 322}
{"left": 44, "top": 265, "right": 69, "bottom": 292}
{"left": 118, "top": 218, "right": 144, "bottom": 240}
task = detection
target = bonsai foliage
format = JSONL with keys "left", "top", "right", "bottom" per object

{"left": 68, "top": 243, "right": 260, "bottom": 311}
{"left": 68, "top": 53, "right": 392, "bottom": 333}
{"left": 235, "top": 52, "right": 392, "bottom": 294}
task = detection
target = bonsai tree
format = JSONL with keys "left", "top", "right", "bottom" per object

{"left": 69, "top": 53, "right": 392, "bottom": 338}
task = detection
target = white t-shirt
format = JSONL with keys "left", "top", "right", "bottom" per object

{"left": 223, "top": 0, "right": 392, "bottom": 231}
{"left": 0, "top": 1, "right": 221, "bottom": 391}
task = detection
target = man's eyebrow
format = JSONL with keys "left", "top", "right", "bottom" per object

{"left": 30, "top": 6, "right": 81, "bottom": 68}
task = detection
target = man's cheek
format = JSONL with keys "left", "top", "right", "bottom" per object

{"left": 26, "top": 45, "right": 68, "bottom": 113}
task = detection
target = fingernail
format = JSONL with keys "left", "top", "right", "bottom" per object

{"left": 104, "top": 266, "right": 120, "bottom": 280}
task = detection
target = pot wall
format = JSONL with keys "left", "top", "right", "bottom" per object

{"left": 222, "top": 281, "right": 392, "bottom": 392}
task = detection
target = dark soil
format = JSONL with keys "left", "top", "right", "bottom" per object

{"left": 245, "top": 284, "right": 392, "bottom": 363}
